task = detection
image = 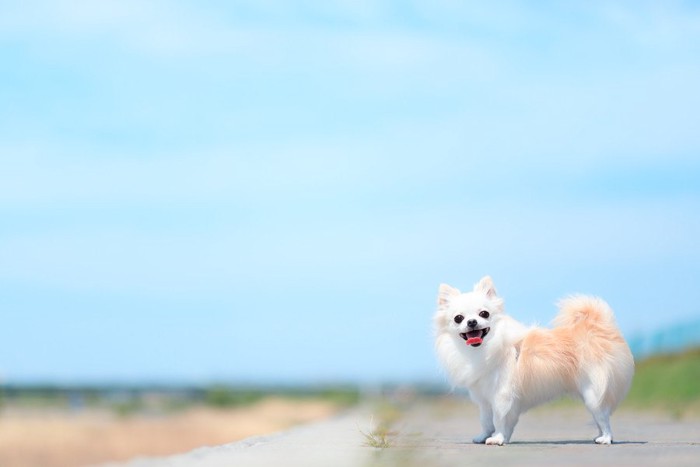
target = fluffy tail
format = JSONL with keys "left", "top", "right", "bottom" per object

{"left": 554, "top": 295, "right": 635, "bottom": 412}
{"left": 553, "top": 295, "right": 616, "bottom": 328}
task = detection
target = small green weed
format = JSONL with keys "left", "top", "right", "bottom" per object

{"left": 360, "top": 415, "right": 396, "bottom": 448}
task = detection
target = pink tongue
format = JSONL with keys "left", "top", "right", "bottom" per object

{"left": 466, "top": 337, "right": 483, "bottom": 345}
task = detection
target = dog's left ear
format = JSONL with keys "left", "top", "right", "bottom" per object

{"left": 473, "top": 276, "right": 498, "bottom": 298}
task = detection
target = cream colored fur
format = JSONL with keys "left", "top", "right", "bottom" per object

{"left": 434, "top": 276, "right": 634, "bottom": 445}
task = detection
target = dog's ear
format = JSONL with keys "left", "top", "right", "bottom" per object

{"left": 437, "top": 284, "right": 460, "bottom": 309}
{"left": 473, "top": 276, "right": 497, "bottom": 298}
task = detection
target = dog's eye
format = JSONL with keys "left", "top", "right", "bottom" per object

{"left": 454, "top": 314, "right": 464, "bottom": 324}
{"left": 479, "top": 310, "right": 490, "bottom": 319}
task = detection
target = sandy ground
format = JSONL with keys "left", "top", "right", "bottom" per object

{"left": 117, "top": 398, "right": 700, "bottom": 467}
{"left": 0, "top": 398, "right": 337, "bottom": 467}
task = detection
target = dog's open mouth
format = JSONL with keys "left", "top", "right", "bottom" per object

{"left": 459, "top": 328, "right": 490, "bottom": 347}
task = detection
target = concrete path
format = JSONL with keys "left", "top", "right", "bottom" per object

{"left": 106, "top": 399, "right": 700, "bottom": 467}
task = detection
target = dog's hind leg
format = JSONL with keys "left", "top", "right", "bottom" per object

{"left": 586, "top": 401, "right": 612, "bottom": 444}
{"left": 591, "top": 408, "right": 612, "bottom": 445}
{"left": 580, "top": 378, "right": 613, "bottom": 444}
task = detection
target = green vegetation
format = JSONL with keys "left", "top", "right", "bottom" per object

{"left": 361, "top": 423, "right": 392, "bottom": 448}
{"left": 202, "top": 385, "right": 360, "bottom": 408}
{"left": 359, "top": 400, "right": 404, "bottom": 449}
{"left": 204, "top": 386, "right": 264, "bottom": 408}
{"left": 0, "top": 384, "right": 360, "bottom": 415}
{"left": 3, "top": 349, "right": 697, "bottom": 421}
{"left": 112, "top": 398, "right": 145, "bottom": 417}
{"left": 314, "top": 387, "right": 361, "bottom": 406}
{"left": 624, "top": 347, "right": 700, "bottom": 416}
{"left": 360, "top": 414, "right": 396, "bottom": 448}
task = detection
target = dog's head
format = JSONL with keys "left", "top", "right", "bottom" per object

{"left": 434, "top": 276, "right": 504, "bottom": 348}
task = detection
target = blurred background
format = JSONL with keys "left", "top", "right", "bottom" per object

{"left": 1, "top": 1, "right": 699, "bottom": 465}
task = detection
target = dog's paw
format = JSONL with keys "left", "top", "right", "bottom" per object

{"left": 485, "top": 434, "right": 505, "bottom": 446}
{"left": 472, "top": 433, "right": 490, "bottom": 444}
{"left": 595, "top": 435, "right": 612, "bottom": 445}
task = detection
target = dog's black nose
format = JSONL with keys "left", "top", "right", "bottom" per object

{"left": 467, "top": 319, "right": 478, "bottom": 328}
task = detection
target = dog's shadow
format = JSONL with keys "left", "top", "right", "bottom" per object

{"left": 510, "top": 440, "right": 647, "bottom": 446}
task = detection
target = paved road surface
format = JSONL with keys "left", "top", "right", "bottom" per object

{"left": 106, "top": 399, "right": 700, "bottom": 467}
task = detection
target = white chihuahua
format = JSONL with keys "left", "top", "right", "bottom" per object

{"left": 434, "top": 276, "right": 634, "bottom": 445}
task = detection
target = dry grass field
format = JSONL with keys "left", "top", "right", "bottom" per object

{"left": 0, "top": 397, "right": 339, "bottom": 467}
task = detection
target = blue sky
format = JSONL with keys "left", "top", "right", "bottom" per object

{"left": 1, "top": 1, "right": 699, "bottom": 384}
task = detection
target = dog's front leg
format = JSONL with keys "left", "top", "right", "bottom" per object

{"left": 472, "top": 403, "right": 495, "bottom": 444}
{"left": 485, "top": 395, "right": 520, "bottom": 446}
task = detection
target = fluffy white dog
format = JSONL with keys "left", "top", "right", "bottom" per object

{"left": 434, "top": 276, "right": 634, "bottom": 445}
